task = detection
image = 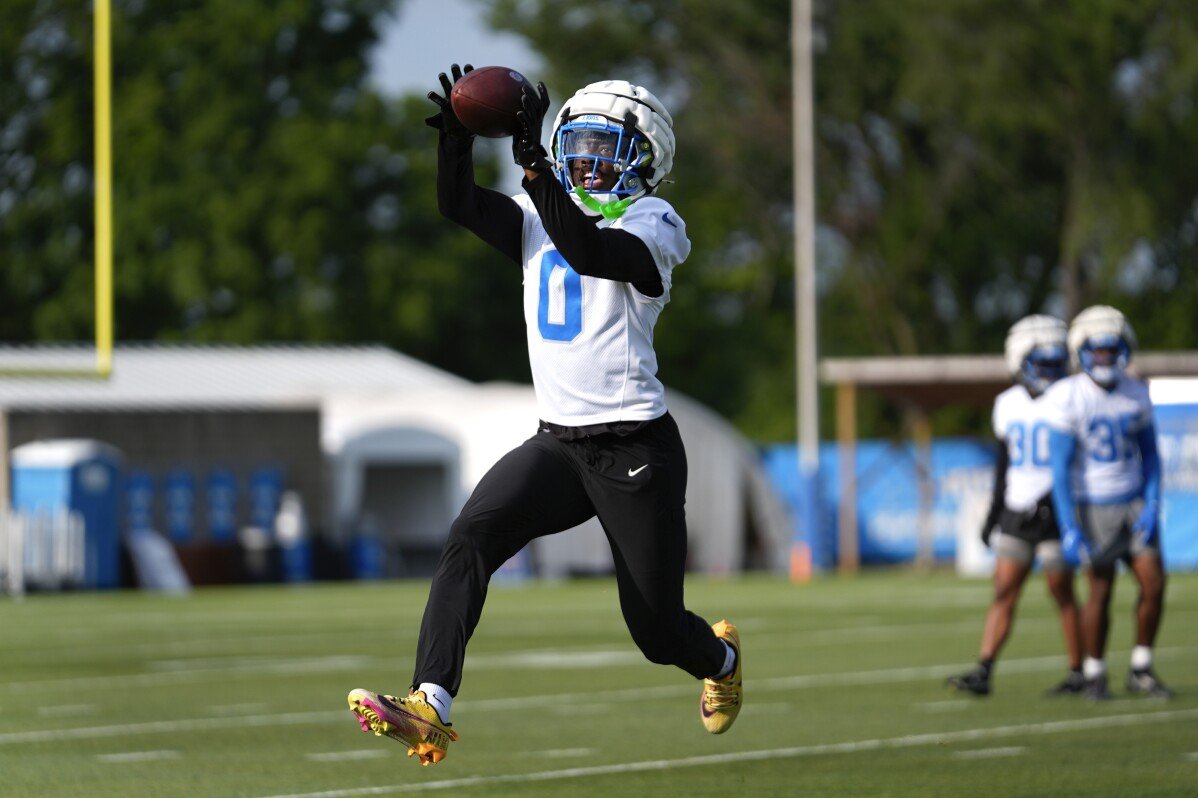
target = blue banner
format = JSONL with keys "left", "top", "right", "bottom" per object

{"left": 1154, "top": 403, "right": 1198, "bottom": 569}
{"left": 206, "top": 468, "right": 238, "bottom": 543}
{"left": 164, "top": 469, "right": 196, "bottom": 543}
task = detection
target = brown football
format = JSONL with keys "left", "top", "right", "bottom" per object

{"left": 449, "top": 66, "right": 533, "bottom": 138}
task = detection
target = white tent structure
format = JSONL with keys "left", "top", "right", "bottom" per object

{"left": 324, "top": 383, "right": 793, "bottom": 577}
{"left": 1, "top": 345, "right": 792, "bottom": 581}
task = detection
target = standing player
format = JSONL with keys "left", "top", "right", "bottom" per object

{"left": 346, "top": 66, "right": 742, "bottom": 765}
{"left": 948, "top": 315, "right": 1084, "bottom": 696}
{"left": 1042, "top": 305, "right": 1171, "bottom": 700}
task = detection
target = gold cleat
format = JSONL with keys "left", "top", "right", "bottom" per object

{"left": 700, "top": 620, "right": 742, "bottom": 734}
{"left": 348, "top": 688, "right": 459, "bottom": 765}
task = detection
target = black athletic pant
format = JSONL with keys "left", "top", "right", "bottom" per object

{"left": 411, "top": 412, "right": 727, "bottom": 696}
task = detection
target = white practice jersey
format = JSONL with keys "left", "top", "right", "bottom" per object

{"left": 992, "top": 384, "right": 1055, "bottom": 512}
{"left": 1040, "top": 373, "right": 1154, "bottom": 503}
{"left": 512, "top": 194, "right": 691, "bottom": 426}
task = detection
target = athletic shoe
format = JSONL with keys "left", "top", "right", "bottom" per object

{"left": 1044, "top": 670, "right": 1085, "bottom": 696}
{"left": 946, "top": 666, "right": 991, "bottom": 696}
{"left": 700, "top": 620, "right": 742, "bottom": 734}
{"left": 347, "top": 688, "right": 459, "bottom": 765}
{"left": 1083, "top": 674, "right": 1112, "bottom": 701}
{"left": 1125, "top": 668, "right": 1174, "bottom": 699}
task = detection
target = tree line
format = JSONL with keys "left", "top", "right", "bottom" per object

{"left": 3, "top": 0, "right": 1195, "bottom": 441}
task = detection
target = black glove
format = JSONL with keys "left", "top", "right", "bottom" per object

{"left": 425, "top": 63, "right": 475, "bottom": 139}
{"left": 512, "top": 81, "right": 552, "bottom": 171}
{"left": 980, "top": 523, "right": 995, "bottom": 548}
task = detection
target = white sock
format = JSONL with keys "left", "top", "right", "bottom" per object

{"left": 713, "top": 640, "right": 737, "bottom": 680}
{"left": 1083, "top": 657, "right": 1106, "bottom": 680}
{"left": 1130, "top": 645, "right": 1153, "bottom": 671}
{"left": 417, "top": 682, "right": 452, "bottom": 724}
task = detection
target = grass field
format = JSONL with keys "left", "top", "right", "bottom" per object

{"left": 1, "top": 570, "right": 1195, "bottom": 797}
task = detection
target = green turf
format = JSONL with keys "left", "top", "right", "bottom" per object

{"left": 1, "top": 570, "right": 1195, "bottom": 797}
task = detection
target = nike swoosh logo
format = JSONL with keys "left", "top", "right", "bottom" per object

{"left": 661, "top": 212, "right": 678, "bottom": 228}
{"left": 628, "top": 465, "right": 649, "bottom": 477}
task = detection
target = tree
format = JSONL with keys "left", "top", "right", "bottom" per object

{"left": 481, "top": 0, "right": 1198, "bottom": 439}
{"left": 0, "top": 0, "right": 529, "bottom": 382}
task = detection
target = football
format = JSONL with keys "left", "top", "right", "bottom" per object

{"left": 450, "top": 66, "right": 533, "bottom": 138}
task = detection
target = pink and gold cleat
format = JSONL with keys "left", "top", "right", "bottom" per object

{"left": 347, "top": 688, "right": 459, "bottom": 765}
{"left": 700, "top": 620, "right": 742, "bottom": 734}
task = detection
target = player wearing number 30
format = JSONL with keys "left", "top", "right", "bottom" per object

{"left": 1040, "top": 306, "right": 1171, "bottom": 701}
{"left": 347, "top": 68, "right": 741, "bottom": 765}
{"left": 947, "top": 315, "right": 1084, "bottom": 697}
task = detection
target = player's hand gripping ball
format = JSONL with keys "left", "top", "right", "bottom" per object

{"left": 449, "top": 66, "right": 534, "bottom": 138}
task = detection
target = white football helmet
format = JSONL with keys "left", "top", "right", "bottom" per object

{"left": 1068, "top": 305, "right": 1137, "bottom": 386}
{"left": 549, "top": 80, "right": 675, "bottom": 218}
{"left": 1004, "top": 314, "right": 1068, "bottom": 396}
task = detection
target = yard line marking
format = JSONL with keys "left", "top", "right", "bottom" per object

{"left": 952, "top": 746, "right": 1026, "bottom": 759}
{"left": 918, "top": 701, "right": 972, "bottom": 713}
{"left": 95, "top": 750, "right": 179, "bottom": 764}
{"left": 37, "top": 704, "right": 95, "bottom": 717}
{"left": 1185, "top": 752, "right": 1198, "bottom": 761}
{"left": 742, "top": 702, "right": 794, "bottom": 715}
{"left": 528, "top": 748, "right": 597, "bottom": 759}
{"left": 4, "top": 643, "right": 1193, "bottom": 694}
{"left": 208, "top": 703, "right": 271, "bottom": 716}
{"left": 2, "top": 645, "right": 1193, "bottom": 740}
{"left": 0, "top": 710, "right": 345, "bottom": 745}
{"left": 305, "top": 750, "right": 390, "bottom": 762}
{"left": 252, "top": 708, "right": 1198, "bottom": 798}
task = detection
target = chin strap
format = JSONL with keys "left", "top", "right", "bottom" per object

{"left": 573, "top": 186, "right": 633, "bottom": 220}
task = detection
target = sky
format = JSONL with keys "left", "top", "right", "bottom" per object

{"left": 369, "top": 0, "right": 540, "bottom": 194}
{"left": 369, "top": 0, "right": 538, "bottom": 98}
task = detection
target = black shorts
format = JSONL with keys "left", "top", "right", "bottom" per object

{"left": 998, "top": 497, "right": 1059, "bottom": 545}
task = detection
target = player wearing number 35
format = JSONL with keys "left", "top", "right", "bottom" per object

{"left": 1041, "top": 305, "right": 1172, "bottom": 701}
{"left": 347, "top": 66, "right": 741, "bottom": 765}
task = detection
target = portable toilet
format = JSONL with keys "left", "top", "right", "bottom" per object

{"left": 10, "top": 440, "right": 123, "bottom": 589}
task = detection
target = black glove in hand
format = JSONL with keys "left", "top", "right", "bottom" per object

{"left": 512, "top": 81, "right": 552, "bottom": 171}
{"left": 980, "top": 524, "right": 995, "bottom": 548}
{"left": 425, "top": 63, "right": 475, "bottom": 139}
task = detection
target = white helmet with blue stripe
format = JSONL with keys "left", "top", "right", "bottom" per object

{"left": 549, "top": 80, "right": 675, "bottom": 218}
{"left": 1004, "top": 314, "right": 1068, "bottom": 396}
{"left": 1068, "top": 305, "right": 1137, "bottom": 386}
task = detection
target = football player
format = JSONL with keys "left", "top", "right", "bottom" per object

{"left": 347, "top": 66, "right": 741, "bottom": 764}
{"left": 1042, "top": 305, "right": 1171, "bottom": 700}
{"left": 947, "top": 315, "right": 1084, "bottom": 697}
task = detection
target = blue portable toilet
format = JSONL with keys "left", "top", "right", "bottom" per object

{"left": 10, "top": 440, "right": 124, "bottom": 589}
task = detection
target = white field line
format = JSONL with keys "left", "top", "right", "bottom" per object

{"left": 918, "top": 701, "right": 973, "bottom": 713}
{"left": 305, "top": 750, "right": 391, "bottom": 762}
{"left": 37, "top": 703, "right": 95, "bottom": 717}
{"left": 254, "top": 709, "right": 1198, "bottom": 798}
{"left": 207, "top": 702, "right": 271, "bottom": 716}
{"left": 95, "top": 750, "right": 179, "bottom": 763}
{"left": 0, "top": 645, "right": 1191, "bottom": 742}
{"left": 528, "top": 748, "right": 597, "bottom": 759}
{"left": 952, "top": 746, "right": 1026, "bottom": 759}
{"left": 0, "top": 710, "right": 344, "bottom": 745}
{"left": 4, "top": 639, "right": 1189, "bottom": 697}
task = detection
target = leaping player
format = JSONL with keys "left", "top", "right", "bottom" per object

{"left": 346, "top": 67, "right": 742, "bottom": 764}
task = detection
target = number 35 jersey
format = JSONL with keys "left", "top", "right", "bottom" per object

{"left": 1040, "top": 373, "right": 1154, "bottom": 503}
{"left": 512, "top": 194, "right": 691, "bottom": 427}
{"left": 992, "top": 384, "right": 1056, "bottom": 512}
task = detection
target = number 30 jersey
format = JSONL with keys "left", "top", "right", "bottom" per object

{"left": 1040, "top": 373, "right": 1154, "bottom": 503}
{"left": 511, "top": 194, "right": 691, "bottom": 427}
{"left": 992, "top": 384, "right": 1057, "bottom": 512}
